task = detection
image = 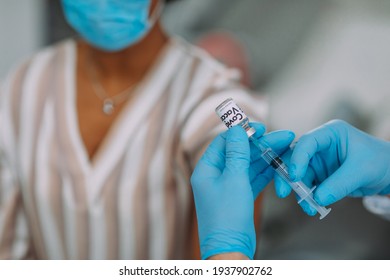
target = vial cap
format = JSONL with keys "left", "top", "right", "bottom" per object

{"left": 246, "top": 126, "right": 256, "bottom": 138}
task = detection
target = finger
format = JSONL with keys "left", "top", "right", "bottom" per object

{"left": 249, "top": 131, "right": 294, "bottom": 178}
{"left": 249, "top": 122, "right": 267, "bottom": 138}
{"left": 349, "top": 189, "right": 370, "bottom": 197}
{"left": 261, "top": 130, "right": 295, "bottom": 154}
{"left": 275, "top": 162, "right": 318, "bottom": 217}
{"left": 250, "top": 130, "right": 295, "bottom": 197}
{"left": 274, "top": 173, "right": 292, "bottom": 198}
{"left": 297, "top": 197, "right": 317, "bottom": 216}
{"left": 290, "top": 126, "right": 336, "bottom": 181}
{"left": 225, "top": 126, "right": 251, "bottom": 173}
{"left": 349, "top": 184, "right": 390, "bottom": 197}
{"left": 275, "top": 167, "right": 317, "bottom": 200}
{"left": 314, "top": 161, "right": 366, "bottom": 206}
{"left": 250, "top": 130, "right": 295, "bottom": 162}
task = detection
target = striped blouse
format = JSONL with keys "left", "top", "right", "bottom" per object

{"left": 0, "top": 37, "right": 267, "bottom": 259}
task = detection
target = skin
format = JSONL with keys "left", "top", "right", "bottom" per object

{"left": 76, "top": 0, "right": 168, "bottom": 161}
{"left": 209, "top": 253, "right": 249, "bottom": 260}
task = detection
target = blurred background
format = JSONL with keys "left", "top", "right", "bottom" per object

{"left": 1, "top": 0, "right": 390, "bottom": 259}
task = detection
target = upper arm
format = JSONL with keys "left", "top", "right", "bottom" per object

{"left": 0, "top": 157, "right": 27, "bottom": 259}
{"left": 0, "top": 72, "right": 35, "bottom": 260}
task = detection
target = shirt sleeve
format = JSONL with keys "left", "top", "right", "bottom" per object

{"left": 0, "top": 74, "right": 36, "bottom": 259}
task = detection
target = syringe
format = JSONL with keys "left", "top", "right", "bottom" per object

{"left": 215, "top": 98, "right": 331, "bottom": 219}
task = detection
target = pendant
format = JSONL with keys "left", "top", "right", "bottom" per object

{"left": 103, "top": 99, "right": 114, "bottom": 115}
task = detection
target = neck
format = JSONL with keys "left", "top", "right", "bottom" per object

{"left": 80, "top": 21, "right": 169, "bottom": 82}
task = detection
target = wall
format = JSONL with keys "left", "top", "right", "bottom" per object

{"left": 0, "top": 0, "right": 45, "bottom": 78}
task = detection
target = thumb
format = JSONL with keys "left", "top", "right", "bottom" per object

{"left": 225, "top": 126, "right": 250, "bottom": 173}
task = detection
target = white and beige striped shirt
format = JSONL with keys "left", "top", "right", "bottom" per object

{"left": 0, "top": 37, "right": 267, "bottom": 259}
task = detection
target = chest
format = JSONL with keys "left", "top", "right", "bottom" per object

{"left": 76, "top": 68, "right": 132, "bottom": 162}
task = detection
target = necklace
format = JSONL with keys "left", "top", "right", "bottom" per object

{"left": 86, "top": 55, "right": 135, "bottom": 115}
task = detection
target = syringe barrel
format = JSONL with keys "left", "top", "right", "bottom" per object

{"left": 260, "top": 145, "right": 331, "bottom": 219}
{"left": 261, "top": 148, "right": 312, "bottom": 197}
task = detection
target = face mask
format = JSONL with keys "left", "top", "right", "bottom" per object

{"left": 61, "top": 0, "right": 161, "bottom": 52}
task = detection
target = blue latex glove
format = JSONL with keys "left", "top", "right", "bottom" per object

{"left": 275, "top": 120, "right": 390, "bottom": 216}
{"left": 191, "top": 123, "right": 294, "bottom": 259}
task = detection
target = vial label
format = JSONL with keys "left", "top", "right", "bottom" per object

{"left": 215, "top": 99, "right": 248, "bottom": 128}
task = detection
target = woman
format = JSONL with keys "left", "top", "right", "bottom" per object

{"left": 0, "top": 0, "right": 266, "bottom": 259}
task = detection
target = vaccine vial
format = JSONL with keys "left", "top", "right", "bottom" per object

{"left": 215, "top": 98, "right": 256, "bottom": 137}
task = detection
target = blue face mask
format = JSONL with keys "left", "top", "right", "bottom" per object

{"left": 61, "top": 0, "right": 161, "bottom": 52}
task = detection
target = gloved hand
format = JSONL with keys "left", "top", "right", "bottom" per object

{"left": 191, "top": 123, "right": 294, "bottom": 259}
{"left": 275, "top": 119, "right": 390, "bottom": 216}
